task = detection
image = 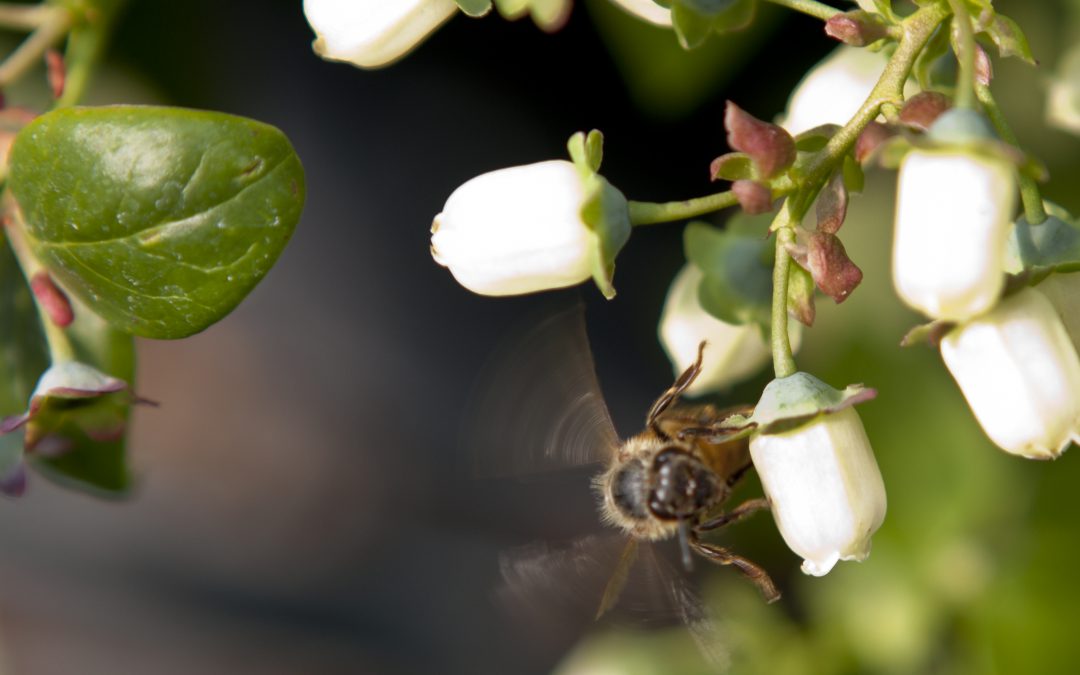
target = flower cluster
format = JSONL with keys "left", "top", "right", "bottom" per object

{"left": 326, "top": 0, "right": 1062, "bottom": 584}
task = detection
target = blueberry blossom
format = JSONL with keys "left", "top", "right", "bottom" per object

{"left": 303, "top": 0, "right": 458, "bottom": 69}
{"left": 940, "top": 287, "right": 1080, "bottom": 459}
{"left": 892, "top": 111, "right": 1018, "bottom": 321}
{"left": 658, "top": 263, "right": 800, "bottom": 395}
{"left": 431, "top": 131, "right": 631, "bottom": 298}
{"left": 747, "top": 373, "right": 885, "bottom": 576}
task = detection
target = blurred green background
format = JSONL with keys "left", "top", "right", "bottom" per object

{"left": 1, "top": 0, "right": 1080, "bottom": 673}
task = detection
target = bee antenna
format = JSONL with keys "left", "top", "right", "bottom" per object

{"left": 677, "top": 520, "right": 694, "bottom": 572}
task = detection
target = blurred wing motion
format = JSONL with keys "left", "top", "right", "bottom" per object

{"left": 464, "top": 302, "right": 620, "bottom": 478}
{"left": 497, "top": 535, "right": 729, "bottom": 669}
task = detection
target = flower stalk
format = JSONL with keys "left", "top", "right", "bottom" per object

{"left": 976, "top": 83, "right": 1047, "bottom": 225}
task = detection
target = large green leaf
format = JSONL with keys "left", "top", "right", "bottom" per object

{"left": 8, "top": 105, "right": 305, "bottom": 339}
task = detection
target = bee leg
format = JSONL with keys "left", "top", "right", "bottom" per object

{"left": 677, "top": 520, "right": 694, "bottom": 572}
{"left": 695, "top": 497, "right": 770, "bottom": 532}
{"left": 690, "top": 540, "right": 781, "bottom": 603}
{"left": 646, "top": 341, "right": 707, "bottom": 436}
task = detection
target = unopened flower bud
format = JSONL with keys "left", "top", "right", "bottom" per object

{"left": 899, "top": 91, "right": 951, "bottom": 131}
{"left": 725, "top": 101, "right": 795, "bottom": 179}
{"left": 303, "top": 0, "right": 458, "bottom": 69}
{"left": 941, "top": 288, "right": 1080, "bottom": 459}
{"left": 892, "top": 146, "right": 1016, "bottom": 320}
{"left": 824, "top": 11, "right": 887, "bottom": 47}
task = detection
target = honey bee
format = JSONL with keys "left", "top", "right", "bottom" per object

{"left": 592, "top": 342, "right": 780, "bottom": 607}
{"left": 469, "top": 303, "right": 779, "bottom": 627}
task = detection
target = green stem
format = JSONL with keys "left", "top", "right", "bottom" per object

{"left": 4, "top": 214, "right": 75, "bottom": 363}
{"left": 946, "top": 0, "right": 977, "bottom": 110}
{"left": 56, "top": 0, "right": 127, "bottom": 108}
{"left": 762, "top": 0, "right": 840, "bottom": 22}
{"left": 771, "top": 207, "right": 797, "bottom": 379}
{"left": 0, "top": 3, "right": 57, "bottom": 31}
{"left": 976, "top": 83, "right": 1047, "bottom": 225}
{"left": 797, "top": 1, "right": 950, "bottom": 217}
{"left": 0, "top": 5, "right": 70, "bottom": 93}
{"left": 628, "top": 190, "right": 739, "bottom": 226}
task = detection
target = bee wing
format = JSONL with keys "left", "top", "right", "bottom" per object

{"left": 497, "top": 536, "right": 729, "bottom": 669}
{"left": 464, "top": 302, "right": 620, "bottom": 478}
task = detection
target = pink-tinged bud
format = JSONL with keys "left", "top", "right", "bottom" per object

{"left": 975, "top": 45, "right": 993, "bottom": 86}
{"left": 815, "top": 172, "right": 848, "bottom": 234}
{"left": 899, "top": 91, "right": 951, "bottom": 131}
{"left": 732, "top": 180, "right": 773, "bottom": 214}
{"left": 45, "top": 49, "right": 64, "bottom": 99}
{"left": 854, "top": 122, "right": 892, "bottom": 163}
{"left": 725, "top": 101, "right": 796, "bottom": 178}
{"left": 824, "top": 11, "right": 887, "bottom": 47}
{"left": 807, "top": 232, "right": 863, "bottom": 303}
{"left": 30, "top": 272, "right": 73, "bottom": 327}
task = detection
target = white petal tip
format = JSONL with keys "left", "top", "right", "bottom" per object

{"left": 800, "top": 553, "right": 840, "bottom": 577}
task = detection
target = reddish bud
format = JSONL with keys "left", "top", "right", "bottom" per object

{"left": 30, "top": 272, "right": 74, "bottom": 327}
{"left": 899, "top": 91, "right": 951, "bottom": 131}
{"left": 975, "top": 45, "right": 993, "bottom": 86}
{"left": 815, "top": 172, "right": 848, "bottom": 235}
{"left": 825, "top": 11, "right": 887, "bottom": 47}
{"left": 725, "top": 101, "right": 796, "bottom": 179}
{"left": 732, "top": 180, "right": 774, "bottom": 214}
{"left": 854, "top": 122, "right": 892, "bottom": 163}
{"left": 807, "top": 232, "right": 863, "bottom": 303}
{"left": 45, "top": 49, "right": 64, "bottom": 99}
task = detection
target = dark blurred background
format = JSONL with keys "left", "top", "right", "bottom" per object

{"left": 1, "top": 0, "right": 1080, "bottom": 673}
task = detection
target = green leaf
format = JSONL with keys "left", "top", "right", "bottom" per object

{"left": 456, "top": 0, "right": 494, "bottom": 17}
{"left": 684, "top": 215, "right": 773, "bottom": 327}
{"left": 913, "top": 19, "right": 952, "bottom": 91}
{"left": 982, "top": 14, "right": 1036, "bottom": 65}
{"left": 8, "top": 105, "right": 305, "bottom": 339}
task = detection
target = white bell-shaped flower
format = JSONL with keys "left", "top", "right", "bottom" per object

{"left": 608, "top": 0, "right": 672, "bottom": 26}
{"left": 941, "top": 287, "right": 1080, "bottom": 459}
{"left": 658, "top": 263, "right": 800, "bottom": 395}
{"left": 750, "top": 405, "right": 886, "bottom": 577}
{"left": 892, "top": 149, "right": 1016, "bottom": 321}
{"left": 303, "top": 0, "right": 458, "bottom": 69}
{"left": 432, "top": 160, "right": 624, "bottom": 296}
{"left": 781, "top": 47, "right": 893, "bottom": 135}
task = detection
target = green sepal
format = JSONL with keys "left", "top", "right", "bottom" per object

{"left": 684, "top": 214, "right": 773, "bottom": 328}
{"left": 8, "top": 105, "right": 306, "bottom": 339}
{"left": 1007, "top": 202, "right": 1080, "bottom": 272}
{"left": 456, "top": 0, "right": 494, "bottom": 17}
{"left": 787, "top": 261, "right": 816, "bottom": 327}
{"left": 568, "top": 130, "right": 630, "bottom": 299}
{"left": 899, "top": 319, "right": 955, "bottom": 348}
{"left": 669, "top": 0, "right": 756, "bottom": 50}
{"left": 710, "top": 153, "right": 756, "bottom": 181}
{"left": 982, "top": 13, "right": 1035, "bottom": 65}
{"left": 901, "top": 109, "right": 1043, "bottom": 177}
{"left": 751, "top": 371, "right": 876, "bottom": 435}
